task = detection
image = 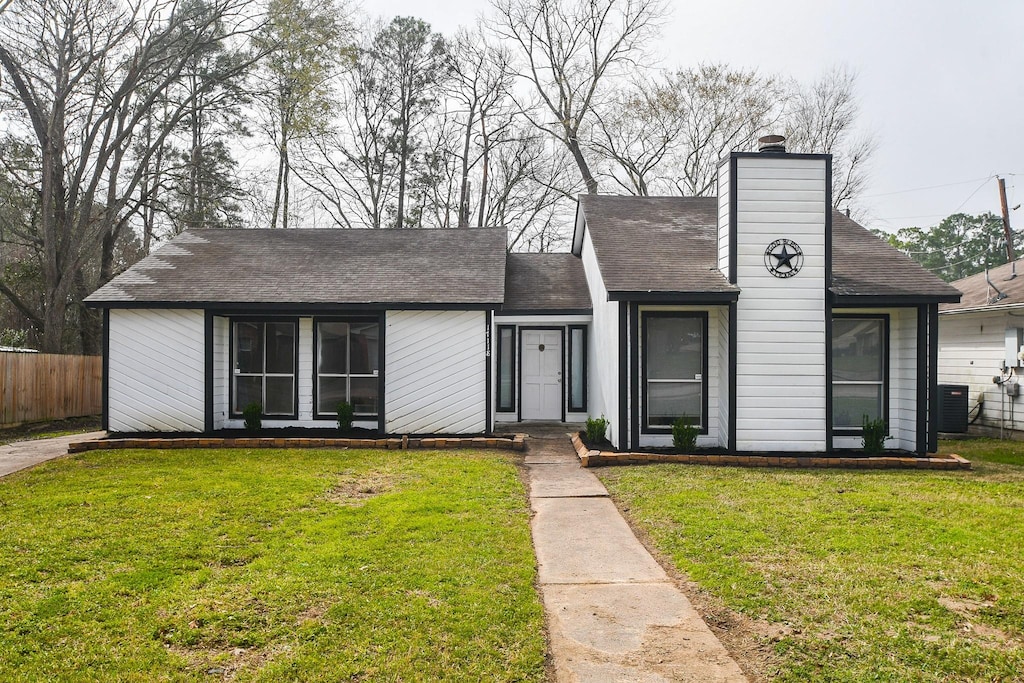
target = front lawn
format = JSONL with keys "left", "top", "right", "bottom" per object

{"left": 597, "top": 439, "right": 1024, "bottom": 682}
{"left": 0, "top": 447, "right": 546, "bottom": 681}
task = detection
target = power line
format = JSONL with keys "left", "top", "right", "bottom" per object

{"left": 860, "top": 175, "right": 994, "bottom": 199}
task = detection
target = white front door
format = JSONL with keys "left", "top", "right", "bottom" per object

{"left": 521, "top": 329, "right": 562, "bottom": 420}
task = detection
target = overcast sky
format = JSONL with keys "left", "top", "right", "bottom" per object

{"left": 365, "top": 0, "right": 1024, "bottom": 235}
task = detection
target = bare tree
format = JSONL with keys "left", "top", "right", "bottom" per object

{"left": 0, "top": 0, "right": 261, "bottom": 352}
{"left": 785, "top": 66, "right": 876, "bottom": 210}
{"left": 490, "top": 0, "right": 664, "bottom": 195}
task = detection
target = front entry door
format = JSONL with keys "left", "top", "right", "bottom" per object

{"left": 521, "top": 329, "right": 562, "bottom": 420}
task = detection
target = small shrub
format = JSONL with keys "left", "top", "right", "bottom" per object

{"left": 336, "top": 401, "right": 355, "bottom": 432}
{"left": 242, "top": 402, "right": 262, "bottom": 432}
{"left": 862, "top": 415, "right": 887, "bottom": 455}
{"left": 672, "top": 416, "right": 699, "bottom": 452}
{"left": 585, "top": 415, "right": 608, "bottom": 444}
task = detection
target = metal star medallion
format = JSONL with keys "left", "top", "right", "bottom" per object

{"left": 764, "top": 238, "right": 804, "bottom": 278}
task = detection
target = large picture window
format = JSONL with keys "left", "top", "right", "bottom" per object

{"left": 642, "top": 313, "right": 707, "bottom": 431}
{"left": 832, "top": 316, "right": 887, "bottom": 431}
{"left": 316, "top": 320, "right": 380, "bottom": 417}
{"left": 232, "top": 320, "right": 297, "bottom": 417}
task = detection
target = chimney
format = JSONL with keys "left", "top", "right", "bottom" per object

{"left": 757, "top": 134, "right": 786, "bottom": 154}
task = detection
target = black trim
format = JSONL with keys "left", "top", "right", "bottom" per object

{"left": 495, "top": 308, "right": 593, "bottom": 316}
{"left": 916, "top": 305, "right": 928, "bottom": 455}
{"left": 728, "top": 301, "right": 737, "bottom": 450}
{"left": 618, "top": 303, "right": 628, "bottom": 450}
{"left": 567, "top": 325, "right": 588, "bottom": 413}
{"left": 607, "top": 291, "right": 739, "bottom": 303}
{"left": 728, "top": 155, "right": 738, "bottom": 285}
{"left": 928, "top": 304, "right": 939, "bottom": 453}
{"left": 204, "top": 312, "right": 214, "bottom": 433}
{"left": 485, "top": 310, "right": 492, "bottom": 435}
{"left": 831, "top": 293, "right": 962, "bottom": 305}
{"left": 377, "top": 311, "right": 386, "bottom": 434}
{"left": 639, "top": 310, "right": 710, "bottom": 435}
{"left": 102, "top": 308, "right": 109, "bottom": 432}
{"left": 824, "top": 158, "right": 833, "bottom": 450}
{"left": 88, "top": 301, "right": 501, "bottom": 311}
{"left": 516, "top": 326, "right": 566, "bottom": 422}
{"left": 311, "top": 316, "right": 381, "bottom": 422}
{"left": 630, "top": 303, "right": 640, "bottom": 448}
{"left": 730, "top": 151, "right": 835, "bottom": 161}
{"left": 496, "top": 325, "right": 517, "bottom": 412}
{"left": 830, "top": 314, "right": 890, "bottom": 437}
{"left": 227, "top": 317, "right": 300, "bottom": 420}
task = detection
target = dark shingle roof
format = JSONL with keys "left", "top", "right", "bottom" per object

{"left": 578, "top": 195, "right": 960, "bottom": 302}
{"left": 578, "top": 195, "right": 738, "bottom": 298}
{"left": 86, "top": 228, "right": 507, "bottom": 306}
{"left": 503, "top": 253, "right": 591, "bottom": 312}
{"left": 940, "top": 258, "right": 1024, "bottom": 313}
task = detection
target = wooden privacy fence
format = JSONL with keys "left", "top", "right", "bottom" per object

{"left": 0, "top": 352, "right": 102, "bottom": 428}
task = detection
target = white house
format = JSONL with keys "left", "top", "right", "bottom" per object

{"left": 938, "top": 259, "right": 1024, "bottom": 434}
{"left": 87, "top": 137, "right": 960, "bottom": 454}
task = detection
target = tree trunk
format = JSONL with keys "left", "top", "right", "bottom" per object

{"left": 458, "top": 109, "right": 474, "bottom": 227}
{"left": 477, "top": 114, "right": 489, "bottom": 227}
{"left": 566, "top": 132, "right": 599, "bottom": 194}
{"left": 396, "top": 115, "right": 409, "bottom": 228}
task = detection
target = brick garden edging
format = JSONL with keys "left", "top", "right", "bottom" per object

{"left": 570, "top": 433, "right": 972, "bottom": 470}
{"left": 68, "top": 434, "right": 526, "bottom": 454}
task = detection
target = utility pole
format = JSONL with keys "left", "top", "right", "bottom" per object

{"left": 998, "top": 176, "right": 1015, "bottom": 262}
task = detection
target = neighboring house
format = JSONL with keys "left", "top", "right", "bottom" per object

{"left": 87, "top": 137, "right": 960, "bottom": 454}
{"left": 938, "top": 259, "right": 1024, "bottom": 434}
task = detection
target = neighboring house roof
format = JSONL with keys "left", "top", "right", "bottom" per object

{"left": 940, "top": 258, "right": 1024, "bottom": 314}
{"left": 86, "top": 228, "right": 508, "bottom": 307}
{"left": 576, "top": 196, "right": 739, "bottom": 300}
{"left": 503, "top": 253, "right": 591, "bottom": 313}
{"left": 576, "top": 195, "right": 960, "bottom": 303}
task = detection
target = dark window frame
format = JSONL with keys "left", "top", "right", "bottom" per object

{"left": 313, "top": 316, "right": 381, "bottom": 421}
{"left": 228, "top": 316, "right": 299, "bottom": 420}
{"left": 567, "top": 324, "right": 588, "bottom": 413}
{"left": 496, "top": 324, "right": 517, "bottom": 412}
{"left": 640, "top": 311, "right": 709, "bottom": 435}
{"left": 831, "top": 313, "right": 890, "bottom": 436}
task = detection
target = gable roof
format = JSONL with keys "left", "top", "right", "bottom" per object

{"left": 86, "top": 228, "right": 508, "bottom": 307}
{"left": 503, "top": 253, "right": 591, "bottom": 313}
{"left": 575, "top": 195, "right": 960, "bottom": 303}
{"left": 940, "top": 258, "right": 1024, "bottom": 314}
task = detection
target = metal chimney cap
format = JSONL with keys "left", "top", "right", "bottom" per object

{"left": 758, "top": 135, "right": 786, "bottom": 153}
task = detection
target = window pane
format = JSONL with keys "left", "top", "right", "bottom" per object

{"left": 318, "top": 377, "right": 348, "bottom": 415}
{"left": 265, "top": 322, "right": 295, "bottom": 374}
{"left": 235, "top": 322, "right": 263, "bottom": 374}
{"left": 265, "top": 376, "right": 294, "bottom": 415}
{"left": 833, "top": 384, "right": 883, "bottom": 428}
{"left": 647, "top": 317, "right": 702, "bottom": 380}
{"left": 570, "top": 327, "right": 585, "bottom": 411}
{"left": 833, "top": 318, "right": 883, "bottom": 382}
{"left": 498, "top": 327, "right": 514, "bottom": 410}
{"left": 350, "top": 377, "right": 378, "bottom": 415}
{"left": 234, "top": 375, "right": 263, "bottom": 413}
{"left": 318, "top": 322, "right": 348, "bottom": 374}
{"left": 349, "top": 323, "right": 379, "bottom": 375}
{"left": 648, "top": 382, "right": 701, "bottom": 427}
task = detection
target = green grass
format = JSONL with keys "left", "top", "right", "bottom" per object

{"left": 597, "top": 439, "right": 1024, "bottom": 682}
{"left": 0, "top": 448, "right": 546, "bottom": 681}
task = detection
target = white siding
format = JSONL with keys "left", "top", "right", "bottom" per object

{"left": 108, "top": 308, "right": 205, "bottom": 432}
{"left": 832, "top": 308, "right": 918, "bottom": 451}
{"left": 212, "top": 315, "right": 228, "bottom": 429}
{"left": 385, "top": 310, "right": 486, "bottom": 434}
{"left": 581, "top": 229, "right": 622, "bottom": 447}
{"left": 717, "top": 160, "right": 731, "bottom": 279}
{"left": 939, "top": 311, "right": 1022, "bottom": 431}
{"left": 297, "top": 317, "right": 314, "bottom": 420}
{"left": 638, "top": 306, "right": 728, "bottom": 449}
{"left": 733, "top": 155, "right": 828, "bottom": 451}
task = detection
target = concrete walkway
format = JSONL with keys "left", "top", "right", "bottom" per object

{"left": 523, "top": 430, "right": 747, "bottom": 682}
{"left": 0, "top": 432, "right": 106, "bottom": 478}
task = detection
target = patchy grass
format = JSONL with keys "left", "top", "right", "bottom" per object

{"left": 597, "top": 439, "right": 1024, "bottom": 682}
{"left": 0, "top": 416, "right": 101, "bottom": 445}
{"left": 0, "top": 448, "right": 545, "bottom": 681}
